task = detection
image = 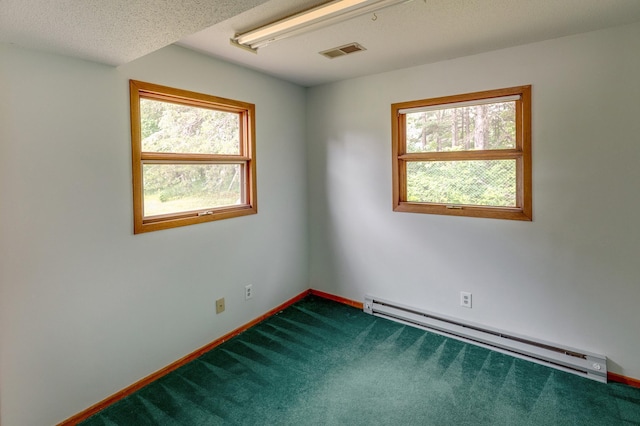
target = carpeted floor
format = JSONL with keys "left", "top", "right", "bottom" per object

{"left": 81, "top": 296, "right": 640, "bottom": 425}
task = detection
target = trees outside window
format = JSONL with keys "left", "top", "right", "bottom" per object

{"left": 392, "top": 86, "right": 531, "bottom": 221}
{"left": 130, "top": 80, "right": 257, "bottom": 234}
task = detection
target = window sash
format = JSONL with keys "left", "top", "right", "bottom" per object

{"left": 404, "top": 159, "right": 518, "bottom": 207}
{"left": 141, "top": 153, "right": 251, "bottom": 162}
{"left": 139, "top": 97, "right": 242, "bottom": 156}
{"left": 141, "top": 162, "right": 247, "bottom": 219}
{"left": 397, "top": 94, "right": 520, "bottom": 115}
{"left": 391, "top": 85, "right": 531, "bottom": 221}
{"left": 130, "top": 79, "right": 257, "bottom": 233}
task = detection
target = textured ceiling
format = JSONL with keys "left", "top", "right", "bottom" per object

{"left": 179, "top": 0, "right": 640, "bottom": 86}
{"left": 0, "top": 0, "right": 270, "bottom": 65}
{"left": 2, "top": 0, "right": 640, "bottom": 86}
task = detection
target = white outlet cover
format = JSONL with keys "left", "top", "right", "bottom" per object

{"left": 460, "top": 292, "right": 472, "bottom": 308}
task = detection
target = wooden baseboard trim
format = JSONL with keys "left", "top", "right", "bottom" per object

{"left": 55, "top": 288, "right": 639, "bottom": 424}
{"left": 58, "top": 289, "right": 311, "bottom": 425}
{"left": 312, "top": 293, "right": 640, "bottom": 391}
{"left": 309, "top": 289, "right": 363, "bottom": 309}
{"left": 608, "top": 372, "right": 640, "bottom": 388}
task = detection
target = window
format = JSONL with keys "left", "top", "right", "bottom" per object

{"left": 130, "top": 80, "right": 257, "bottom": 233}
{"left": 392, "top": 85, "right": 531, "bottom": 220}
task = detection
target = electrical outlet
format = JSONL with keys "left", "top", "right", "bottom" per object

{"left": 245, "top": 284, "right": 253, "bottom": 300}
{"left": 460, "top": 292, "right": 472, "bottom": 308}
{"left": 216, "top": 297, "right": 225, "bottom": 314}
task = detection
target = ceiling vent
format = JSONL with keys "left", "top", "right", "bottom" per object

{"left": 320, "top": 43, "right": 366, "bottom": 59}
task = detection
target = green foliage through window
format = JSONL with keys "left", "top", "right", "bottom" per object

{"left": 143, "top": 164, "right": 242, "bottom": 216}
{"left": 130, "top": 79, "right": 257, "bottom": 233}
{"left": 406, "top": 160, "right": 516, "bottom": 207}
{"left": 140, "top": 99, "right": 240, "bottom": 155}
{"left": 140, "top": 100, "right": 243, "bottom": 216}
{"left": 406, "top": 102, "right": 515, "bottom": 153}
{"left": 392, "top": 85, "right": 532, "bottom": 221}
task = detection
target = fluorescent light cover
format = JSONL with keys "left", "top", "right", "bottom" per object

{"left": 237, "top": 0, "right": 367, "bottom": 45}
{"left": 398, "top": 95, "right": 521, "bottom": 115}
{"left": 233, "top": 0, "right": 408, "bottom": 50}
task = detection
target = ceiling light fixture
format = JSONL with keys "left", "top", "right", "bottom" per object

{"left": 231, "top": 0, "right": 409, "bottom": 52}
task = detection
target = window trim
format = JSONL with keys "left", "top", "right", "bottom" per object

{"left": 391, "top": 85, "right": 532, "bottom": 221}
{"left": 130, "top": 80, "right": 257, "bottom": 234}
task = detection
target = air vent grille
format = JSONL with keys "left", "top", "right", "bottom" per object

{"left": 320, "top": 42, "right": 366, "bottom": 59}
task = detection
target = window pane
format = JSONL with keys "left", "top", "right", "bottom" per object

{"left": 406, "top": 160, "right": 516, "bottom": 207}
{"left": 140, "top": 98, "right": 240, "bottom": 155}
{"left": 406, "top": 101, "right": 515, "bottom": 153}
{"left": 143, "top": 164, "right": 243, "bottom": 217}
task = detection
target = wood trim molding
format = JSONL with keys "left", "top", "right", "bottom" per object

{"left": 309, "top": 289, "right": 364, "bottom": 310}
{"left": 62, "top": 289, "right": 640, "bottom": 423}
{"left": 58, "top": 289, "right": 312, "bottom": 425}
{"left": 608, "top": 372, "right": 640, "bottom": 388}
{"left": 317, "top": 291, "right": 640, "bottom": 389}
{"left": 130, "top": 79, "right": 257, "bottom": 234}
{"left": 391, "top": 85, "right": 532, "bottom": 221}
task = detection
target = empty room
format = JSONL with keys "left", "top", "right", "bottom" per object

{"left": 1, "top": 0, "right": 640, "bottom": 424}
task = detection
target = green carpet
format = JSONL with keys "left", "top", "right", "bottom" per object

{"left": 81, "top": 296, "right": 640, "bottom": 425}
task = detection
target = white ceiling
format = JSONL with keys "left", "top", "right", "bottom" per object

{"left": 2, "top": 0, "right": 640, "bottom": 86}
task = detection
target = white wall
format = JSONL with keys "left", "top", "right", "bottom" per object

{"left": 2, "top": 21, "right": 640, "bottom": 426}
{"left": 307, "top": 22, "right": 640, "bottom": 379}
{"left": 0, "top": 44, "right": 308, "bottom": 425}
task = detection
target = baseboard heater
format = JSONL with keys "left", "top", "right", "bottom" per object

{"left": 364, "top": 295, "right": 607, "bottom": 383}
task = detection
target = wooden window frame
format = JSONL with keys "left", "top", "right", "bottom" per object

{"left": 391, "top": 85, "right": 532, "bottom": 221}
{"left": 130, "top": 80, "right": 257, "bottom": 234}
